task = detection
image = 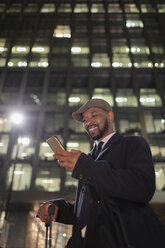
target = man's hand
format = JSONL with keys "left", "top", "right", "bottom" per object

{"left": 54, "top": 149, "right": 82, "bottom": 172}
{"left": 37, "top": 202, "right": 58, "bottom": 223}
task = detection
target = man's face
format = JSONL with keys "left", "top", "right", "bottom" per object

{"left": 82, "top": 107, "right": 113, "bottom": 141}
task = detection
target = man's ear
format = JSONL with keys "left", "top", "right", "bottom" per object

{"left": 107, "top": 111, "right": 114, "bottom": 122}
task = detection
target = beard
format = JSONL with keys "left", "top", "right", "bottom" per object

{"left": 87, "top": 118, "right": 109, "bottom": 141}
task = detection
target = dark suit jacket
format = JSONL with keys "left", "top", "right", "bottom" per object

{"left": 53, "top": 133, "right": 165, "bottom": 248}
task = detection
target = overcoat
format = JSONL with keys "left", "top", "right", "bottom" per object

{"left": 52, "top": 133, "right": 165, "bottom": 248}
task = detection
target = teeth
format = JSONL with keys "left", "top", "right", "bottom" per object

{"left": 88, "top": 126, "right": 97, "bottom": 132}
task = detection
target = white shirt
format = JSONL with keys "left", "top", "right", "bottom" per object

{"left": 96, "top": 132, "right": 116, "bottom": 149}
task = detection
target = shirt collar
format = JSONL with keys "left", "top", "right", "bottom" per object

{"left": 96, "top": 132, "right": 116, "bottom": 148}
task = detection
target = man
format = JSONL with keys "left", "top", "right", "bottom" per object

{"left": 37, "top": 98, "right": 165, "bottom": 248}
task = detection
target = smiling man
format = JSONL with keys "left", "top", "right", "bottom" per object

{"left": 37, "top": 98, "right": 165, "bottom": 248}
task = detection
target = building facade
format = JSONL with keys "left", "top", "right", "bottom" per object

{"left": 0, "top": 0, "right": 165, "bottom": 247}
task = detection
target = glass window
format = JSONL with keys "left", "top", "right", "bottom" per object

{"left": 41, "top": 3, "right": 55, "bottom": 13}
{"left": 119, "top": 112, "right": 141, "bottom": 135}
{"left": 24, "top": 4, "right": 38, "bottom": 13}
{"left": 155, "top": 163, "right": 165, "bottom": 191}
{"left": 124, "top": 4, "right": 139, "bottom": 13}
{"left": 0, "top": 38, "right": 8, "bottom": 66}
{"left": 58, "top": 4, "right": 72, "bottom": 13}
{"left": 1, "top": 71, "right": 23, "bottom": 104}
{"left": 130, "top": 39, "right": 150, "bottom": 54}
{"left": 47, "top": 72, "right": 66, "bottom": 105}
{"left": 151, "top": 142, "right": 165, "bottom": 163}
{"left": 11, "top": 135, "right": 35, "bottom": 160}
{"left": 74, "top": 4, "right": 88, "bottom": 13}
{"left": 72, "top": 55, "right": 89, "bottom": 67}
{"left": 133, "top": 55, "right": 153, "bottom": 68}
{"left": 0, "top": 4, "right": 5, "bottom": 12}
{"left": 0, "top": 114, "right": 11, "bottom": 132}
{"left": 69, "top": 90, "right": 89, "bottom": 107}
{"left": 23, "top": 72, "right": 44, "bottom": 105}
{"left": 116, "top": 89, "right": 138, "bottom": 107}
{"left": 91, "top": 4, "right": 105, "bottom": 13}
{"left": 126, "top": 14, "right": 143, "bottom": 28}
{"left": 157, "top": 4, "right": 165, "bottom": 13}
{"left": 91, "top": 53, "right": 110, "bottom": 68}
{"left": 112, "top": 54, "right": 131, "bottom": 68}
{"left": 140, "top": 4, "right": 155, "bottom": 13}
{"left": 67, "top": 139, "right": 90, "bottom": 154}
{"left": 0, "top": 135, "right": 9, "bottom": 158}
{"left": 35, "top": 167, "right": 61, "bottom": 192}
{"left": 151, "top": 42, "right": 165, "bottom": 54}
{"left": 53, "top": 25, "right": 71, "bottom": 38}
{"left": 140, "top": 89, "right": 162, "bottom": 107}
{"left": 144, "top": 111, "right": 165, "bottom": 134}
{"left": 108, "top": 4, "right": 122, "bottom": 13}
{"left": 92, "top": 88, "right": 114, "bottom": 107}
{"left": 39, "top": 136, "right": 63, "bottom": 160}
{"left": 6, "top": 4, "right": 22, "bottom": 13}
{"left": 44, "top": 113, "right": 64, "bottom": 134}
{"left": 7, "top": 163, "right": 32, "bottom": 191}
{"left": 65, "top": 171, "right": 77, "bottom": 191}
{"left": 69, "top": 118, "right": 85, "bottom": 134}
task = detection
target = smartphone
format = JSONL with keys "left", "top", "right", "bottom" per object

{"left": 46, "top": 136, "right": 65, "bottom": 152}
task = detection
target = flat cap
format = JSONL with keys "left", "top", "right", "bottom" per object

{"left": 72, "top": 98, "right": 112, "bottom": 122}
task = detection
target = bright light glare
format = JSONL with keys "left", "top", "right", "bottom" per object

{"left": 68, "top": 97, "right": 80, "bottom": 103}
{"left": 10, "top": 112, "right": 23, "bottom": 125}
{"left": 18, "top": 137, "right": 30, "bottom": 145}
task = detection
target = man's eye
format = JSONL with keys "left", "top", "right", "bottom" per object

{"left": 92, "top": 114, "right": 97, "bottom": 118}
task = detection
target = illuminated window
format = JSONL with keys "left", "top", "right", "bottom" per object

{"left": 53, "top": 25, "right": 71, "bottom": 38}
{"left": 140, "top": 89, "right": 162, "bottom": 107}
{"left": 67, "top": 140, "right": 90, "bottom": 154}
{"left": 119, "top": 112, "right": 141, "bottom": 135}
{"left": 157, "top": 4, "right": 165, "bottom": 13}
{"left": 0, "top": 116, "right": 11, "bottom": 132}
{"left": 151, "top": 43, "right": 165, "bottom": 54}
{"left": 154, "top": 61, "right": 165, "bottom": 68}
{"left": 124, "top": 4, "right": 139, "bottom": 13}
{"left": 144, "top": 111, "right": 165, "bottom": 134}
{"left": 41, "top": 3, "right": 55, "bottom": 13}
{"left": 91, "top": 4, "right": 105, "bottom": 13}
{"left": 8, "top": 59, "right": 27, "bottom": 68}
{"left": 7, "top": 164, "right": 32, "bottom": 191}
{"left": 72, "top": 55, "right": 89, "bottom": 67}
{"left": 92, "top": 88, "right": 114, "bottom": 107}
{"left": 115, "top": 89, "right": 138, "bottom": 107}
{"left": 39, "top": 137, "right": 63, "bottom": 161}
{"left": 69, "top": 90, "right": 88, "bottom": 107}
{"left": 126, "top": 19, "right": 143, "bottom": 28}
{"left": 112, "top": 54, "right": 131, "bottom": 68}
{"left": 0, "top": 4, "right": 5, "bottom": 12}
{"left": 140, "top": 4, "right": 155, "bottom": 13}
{"left": 155, "top": 164, "right": 165, "bottom": 191}
{"left": 71, "top": 47, "right": 89, "bottom": 54}
{"left": 74, "top": 4, "right": 88, "bottom": 13}
{"left": 133, "top": 55, "right": 153, "bottom": 68}
{"left": 91, "top": 53, "right": 110, "bottom": 68}
{"left": 0, "top": 38, "right": 8, "bottom": 62}
{"left": 12, "top": 46, "right": 30, "bottom": 54}
{"left": 32, "top": 40, "right": 49, "bottom": 55}
{"left": 35, "top": 167, "right": 61, "bottom": 192}
{"left": 58, "top": 4, "right": 72, "bottom": 13}
{"left": 130, "top": 39, "right": 150, "bottom": 54}
{"left": 0, "top": 134, "right": 9, "bottom": 155}
{"left": 29, "top": 57, "right": 48, "bottom": 68}
{"left": 112, "top": 39, "right": 129, "bottom": 54}
{"left": 108, "top": 4, "right": 122, "bottom": 13}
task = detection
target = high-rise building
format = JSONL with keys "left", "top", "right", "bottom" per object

{"left": 0, "top": 0, "right": 165, "bottom": 247}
